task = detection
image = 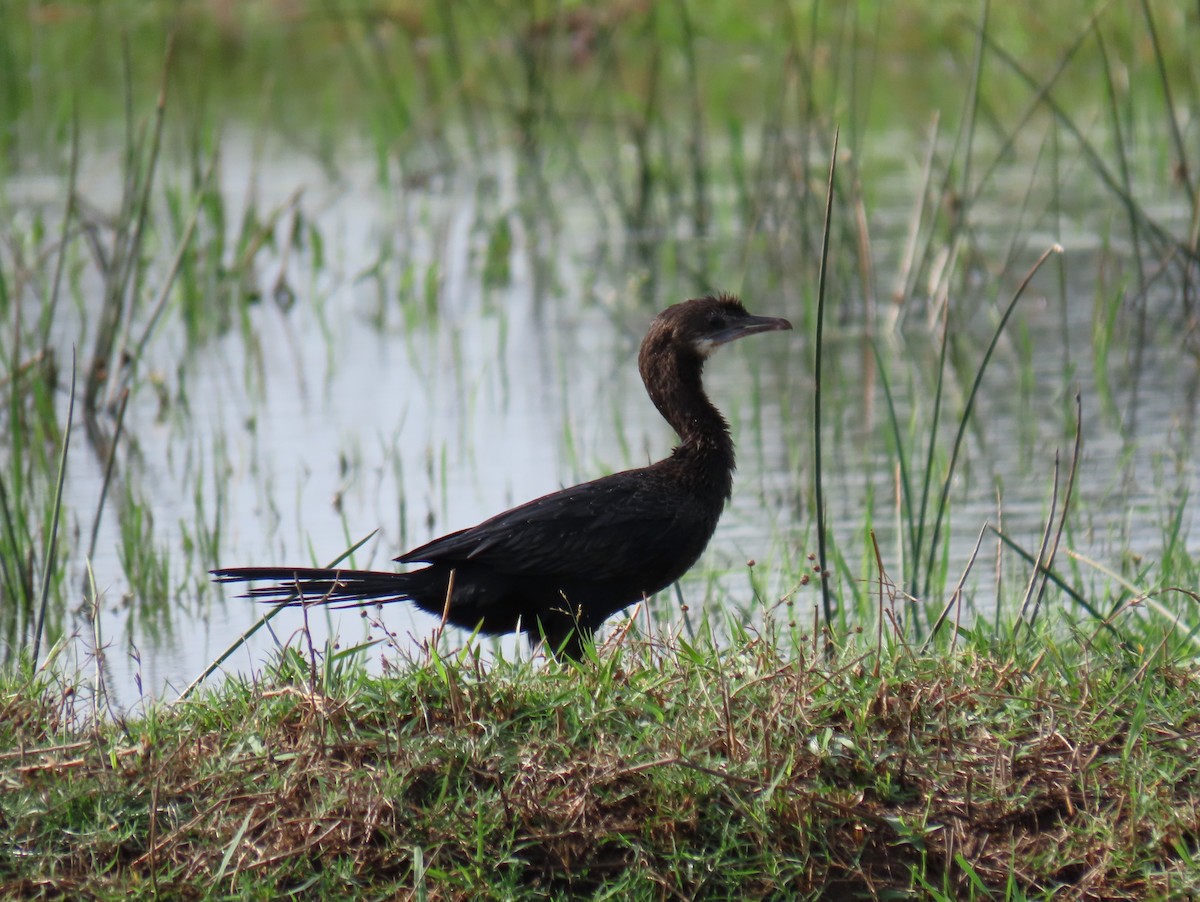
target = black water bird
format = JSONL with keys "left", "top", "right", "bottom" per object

{"left": 212, "top": 294, "right": 791, "bottom": 658}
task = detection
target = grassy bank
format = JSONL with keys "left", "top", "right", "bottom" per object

{"left": 1, "top": 0, "right": 1196, "bottom": 663}
{"left": 2, "top": 623, "right": 1198, "bottom": 899}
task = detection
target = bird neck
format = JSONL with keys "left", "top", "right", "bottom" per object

{"left": 642, "top": 348, "right": 736, "bottom": 469}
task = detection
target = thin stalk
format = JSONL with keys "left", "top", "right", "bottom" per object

{"left": 911, "top": 311, "right": 949, "bottom": 603}
{"left": 1025, "top": 391, "right": 1083, "bottom": 630}
{"left": 32, "top": 349, "right": 75, "bottom": 668}
{"left": 1139, "top": 0, "right": 1196, "bottom": 204}
{"left": 1016, "top": 453, "right": 1059, "bottom": 626}
{"left": 957, "top": 0, "right": 989, "bottom": 216}
{"left": 894, "top": 113, "right": 940, "bottom": 309}
{"left": 40, "top": 104, "right": 79, "bottom": 348}
{"left": 0, "top": 473, "right": 26, "bottom": 628}
{"left": 813, "top": 128, "right": 839, "bottom": 627}
{"left": 871, "top": 340, "right": 914, "bottom": 548}
{"left": 103, "top": 37, "right": 171, "bottom": 412}
{"left": 870, "top": 529, "right": 884, "bottom": 677}
{"left": 1096, "top": 24, "right": 1149, "bottom": 438}
{"left": 128, "top": 150, "right": 218, "bottom": 372}
{"left": 848, "top": 2, "right": 883, "bottom": 162}
{"left": 922, "top": 245, "right": 1062, "bottom": 598}
{"left": 990, "top": 528, "right": 1126, "bottom": 647}
{"left": 925, "top": 520, "right": 989, "bottom": 648}
{"left": 84, "top": 387, "right": 130, "bottom": 567}
{"left": 996, "top": 132, "right": 1049, "bottom": 278}
{"left": 179, "top": 531, "right": 378, "bottom": 701}
{"left": 904, "top": 0, "right": 989, "bottom": 313}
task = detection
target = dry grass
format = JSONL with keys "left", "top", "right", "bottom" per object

{"left": 3, "top": 628, "right": 1199, "bottom": 900}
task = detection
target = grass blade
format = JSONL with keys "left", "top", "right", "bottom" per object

{"left": 32, "top": 348, "right": 75, "bottom": 668}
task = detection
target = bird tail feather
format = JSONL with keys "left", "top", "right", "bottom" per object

{"left": 210, "top": 567, "right": 414, "bottom": 608}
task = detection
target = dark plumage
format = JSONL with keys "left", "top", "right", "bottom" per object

{"left": 212, "top": 294, "right": 791, "bottom": 658}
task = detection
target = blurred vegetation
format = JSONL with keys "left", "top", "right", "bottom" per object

{"left": 1, "top": 1, "right": 1195, "bottom": 167}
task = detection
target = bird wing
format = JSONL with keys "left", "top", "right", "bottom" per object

{"left": 397, "top": 471, "right": 690, "bottom": 582}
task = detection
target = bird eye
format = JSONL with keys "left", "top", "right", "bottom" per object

{"left": 708, "top": 313, "right": 725, "bottom": 329}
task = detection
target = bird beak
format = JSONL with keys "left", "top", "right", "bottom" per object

{"left": 711, "top": 314, "right": 793, "bottom": 346}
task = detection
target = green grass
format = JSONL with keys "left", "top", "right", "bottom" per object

{"left": 2, "top": 621, "right": 1198, "bottom": 899}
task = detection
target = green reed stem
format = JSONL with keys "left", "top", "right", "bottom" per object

{"left": 32, "top": 349, "right": 75, "bottom": 669}
{"left": 814, "top": 127, "right": 838, "bottom": 627}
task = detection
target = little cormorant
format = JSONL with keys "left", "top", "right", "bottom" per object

{"left": 212, "top": 294, "right": 791, "bottom": 658}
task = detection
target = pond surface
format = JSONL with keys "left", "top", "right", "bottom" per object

{"left": 13, "top": 127, "right": 1199, "bottom": 708}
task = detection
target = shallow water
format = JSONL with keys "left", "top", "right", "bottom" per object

{"left": 11, "top": 130, "right": 1198, "bottom": 707}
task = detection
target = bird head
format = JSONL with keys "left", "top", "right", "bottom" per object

{"left": 653, "top": 294, "right": 793, "bottom": 359}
